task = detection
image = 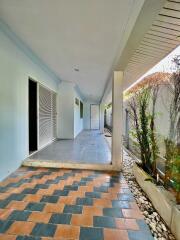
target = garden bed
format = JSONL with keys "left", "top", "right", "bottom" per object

{"left": 133, "top": 163, "right": 180, "bottom": 240}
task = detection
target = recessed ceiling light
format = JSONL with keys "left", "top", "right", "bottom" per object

{"left": 74, "top": 68, "right": 79, "bottom": 72}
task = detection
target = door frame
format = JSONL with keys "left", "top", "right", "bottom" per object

{"left": 28, "top": 77, "right": 57, "bottom": 157}
{"left": 28, "top": 77, "right": 38, "bottom": 155}
{"left": 90, "top": 104, "right": 100, "bottom": 130}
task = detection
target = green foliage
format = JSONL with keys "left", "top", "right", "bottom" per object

{"left": 164, "top": 139, "right": 180, "bottom": 194}
{"left": 128, "top": 87, "right": 159, "bottom": 175}
{"left": 171, "top": 156, "right": 180, "bottom": 193}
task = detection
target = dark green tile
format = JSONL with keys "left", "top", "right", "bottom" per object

{"left": 128, "top": 230, "right": 154, "bottom": 240}
{"left": 49, "top": 213, "right": 72, "bottom": 224}
{"left": 112, "top": 200, "right": 130, "bottom": 209}
{"left": 64, "top": 185, "right": 78, "bottom": 191}
{"left": 16, "top": 236, "right": 41, "bottom": 240}
{"left": 103, "top": 207, "right": 123, "bottom": 218}
{"left": 40, "top": 195, "right": 59, "bottom": 203}
{"left": 22, "top": 188, "right": 38, "bottom": 194}
{"left": 25, "top": 202, "right": 45, "bottom": 212}
{"left": 0, "top": 200, "right": 11, "bottom": 209}
{"left": 118, "top": 194, "right": 134, "bottom": 201}
{"left": 45, "top": 179, "right": 59, "bottom": 184}
{"left": 73, "top": 181, "right": 87, "bottom": 186}
{"left": 31, "top": 223, "right": 57, "bottom": 237}
{"left": 94, "top": 186, "right": 108, "bottom": 193}
{"left": 53, "top": 190, "right": 69, "bottom": 196}
{"left": 137, "top": 220, "right": 152, "bottom": 232}
{"left": 34, "top": 184, "right": 49, "bottom": 189}
{"left": 80, "top": 227, "right": 103, "bottom": 240}
{"left": 63, "top": 205, "right": 82, "bottom": 214}
{"left": 85, "top": 192, "right": 101, "bottom": 198}
{"left": 76, "top": 197, "right": 93, "bottom": 206}
{"left": 7, "top": 210, "right": 31, "bottom": 221}
{"left": 0, "top": 187, "right": 9, "bottom": 193}
{"left": 93, "top": 216, "right": 116, "bottom": 228}
{"left": 6, "top": 182, "right": 22, "bottom": 188}
{"left": 0, "top": 220, "right": 13, "bottom": 233}
{"left": 7, "top": 193, "right": 25, "bottom": 201}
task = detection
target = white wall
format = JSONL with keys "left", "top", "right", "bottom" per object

{"left": 57, "top": 81, "right": 84, "bottom": 139}
{"left": 74, "top": 92, "right": 83, "bottom": 138}
{"left": 83, "top": 102, "right": 101, "bottom": 130}
{"left": 57, "top": 82, "right": 74, "bottom": 139}
{"left": 123, "top": 84, "right": 173, "bottom": 156}
{"left": 0, "top": 28, "right": 58, "bottom": 181}
{"left": 84, "top": 102, "right": 91, "bottom": 129}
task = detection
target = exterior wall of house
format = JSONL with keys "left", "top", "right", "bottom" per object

{"left": 83, "top": 102, "right": 91, "bottom": 130}
{"left": 57, "top": 82, "right": 74, "bottom": 139}
{"left": 74, "top": 92, "right": 83, "bottom": 138}
{"left": 83, "top": 101, "right": 100, "bottom": 130}
{"left": 0, "top": 28, "right": 58, "bottom": 181}
{"left": 57, "top": 81, "right": 84, "bottom": 139}
{"left": 105, "top": 107, "right": 112, "bottom": 129}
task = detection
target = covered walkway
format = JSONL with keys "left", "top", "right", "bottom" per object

{"left": 28, "top": 130, "right": 111, "bottom": 165}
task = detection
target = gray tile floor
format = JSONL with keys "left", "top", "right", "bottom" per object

{"left": 29, "top": 130, "right": 111, "bottom": 164}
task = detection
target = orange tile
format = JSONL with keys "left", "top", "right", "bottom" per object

{"left": 124, "top": 219, "right": 139, "bottom": 230}
{"left": 0, "top": 193, "right": 10, "bottom": 200}
{"left": 94, "top": 198, "right": 112, "bottom": 208}
{"left": 101, "top": 192, "right": 117, "bottom": 200}
{"left": 21, "top": 183, "right": 36, "bottom": 189}
{"left": 7, "top": 221, "right": 35, "bottom": 235}
{"left": 0, "top": 234, "right": 16, "bottom": 240}
{"left": 71, "top": 213, "right": 93, "bottom": 226}
{"left": 69, "top": 191, "right": 85, "bottom": 197}
{"left": 28, "top": 212, "right": 51, "bottom": 223}
{"left": 24, "top": 194, "right": 42, "bottom": 202}
{"left": 116, "top": 218, "right": 139, "bottom": 230}
{"left": 8, "top": 187, "right": 25, "bottom": 194}
{"left": 0, "top": 209, "right": 14, "bottom": 220}
{"left": 37, "top": 189, "right": 54, "bottom": 195}
{"left": 78, "top": 186, "right": 94, "bottom": 192}
{"left": 48, "top": 185, "right": 63, "bottom": 191}
{"left": 6, "top": 201, "right": 27, "bottom": 210}
{"left": 130, "top": 202, "right": 139, "bottom": 210}
{"left": 115, "top": 218, "right": 126, "bottom": 229}
{"left": 59, "top": 196, "right": 76, "bottom": 205}
{"left": 104, "top": 229, "right": 129, "bottom": 240}
{"left": 108, "top": 186, "right": 122, "bottom": 194}
{"left": 44, "top": 203, "right": 64, "bottom": 213}
{"left": 55, "top": 225, "right": 80, "bottom": 239}
{"left": 83, "top": 206, "right": 103, "bottom": 216}
{"left": 122, "top": 209, "right": 144, "bottom": 219}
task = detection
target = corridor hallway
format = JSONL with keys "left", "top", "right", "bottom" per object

{"left": 0, "top": 167, "right": 153, "bottom": 240}
{"left": 28, "top": 130, "right": 111, "bottom": 165}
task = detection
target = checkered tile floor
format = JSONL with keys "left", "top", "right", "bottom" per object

{"left": 0, "top": 167, "right": 153, "bottom": 240}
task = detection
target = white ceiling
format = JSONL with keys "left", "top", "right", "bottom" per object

{"left": 0, "top": 0, "right": 144, "bottom": 102}
{"left": 123, "top": 0, "right": 180, "bottom": 90}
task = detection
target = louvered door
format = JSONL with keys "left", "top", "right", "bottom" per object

{"left": 52, "top": 92, "right": 57, "bottom": 140}
{"left": 38, "top": 85, "right": 57, "bottom": 149}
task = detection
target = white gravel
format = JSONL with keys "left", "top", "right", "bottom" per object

{"left": 123, "top": 150, "right": 176, "bottom": 240}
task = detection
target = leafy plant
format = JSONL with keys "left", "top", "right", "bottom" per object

{"left": 164, "top": 55, "right": 180, "bottom": 203}
{"left": 171, "top": 156, "right": 180, "bottom": 204}
{"left": 127, "top": 86, "right": 159, "bottom": 175}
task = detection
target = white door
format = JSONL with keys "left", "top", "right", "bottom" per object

{"left": 90, "top": 105, "right": 100, "bottom": 130}
{"left": 38, "top": 85, "right": 57, "bottom": 149}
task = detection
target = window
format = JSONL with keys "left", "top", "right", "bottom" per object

{"left": 80, "top": 101, "right": 83, "bottom": 118}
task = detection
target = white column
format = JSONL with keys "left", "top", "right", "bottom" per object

{"left": 100, "top": 103, "right": 105, "bottom": 134}
{"left": 112, "top": 71, "right": 123, "bottom": 170}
